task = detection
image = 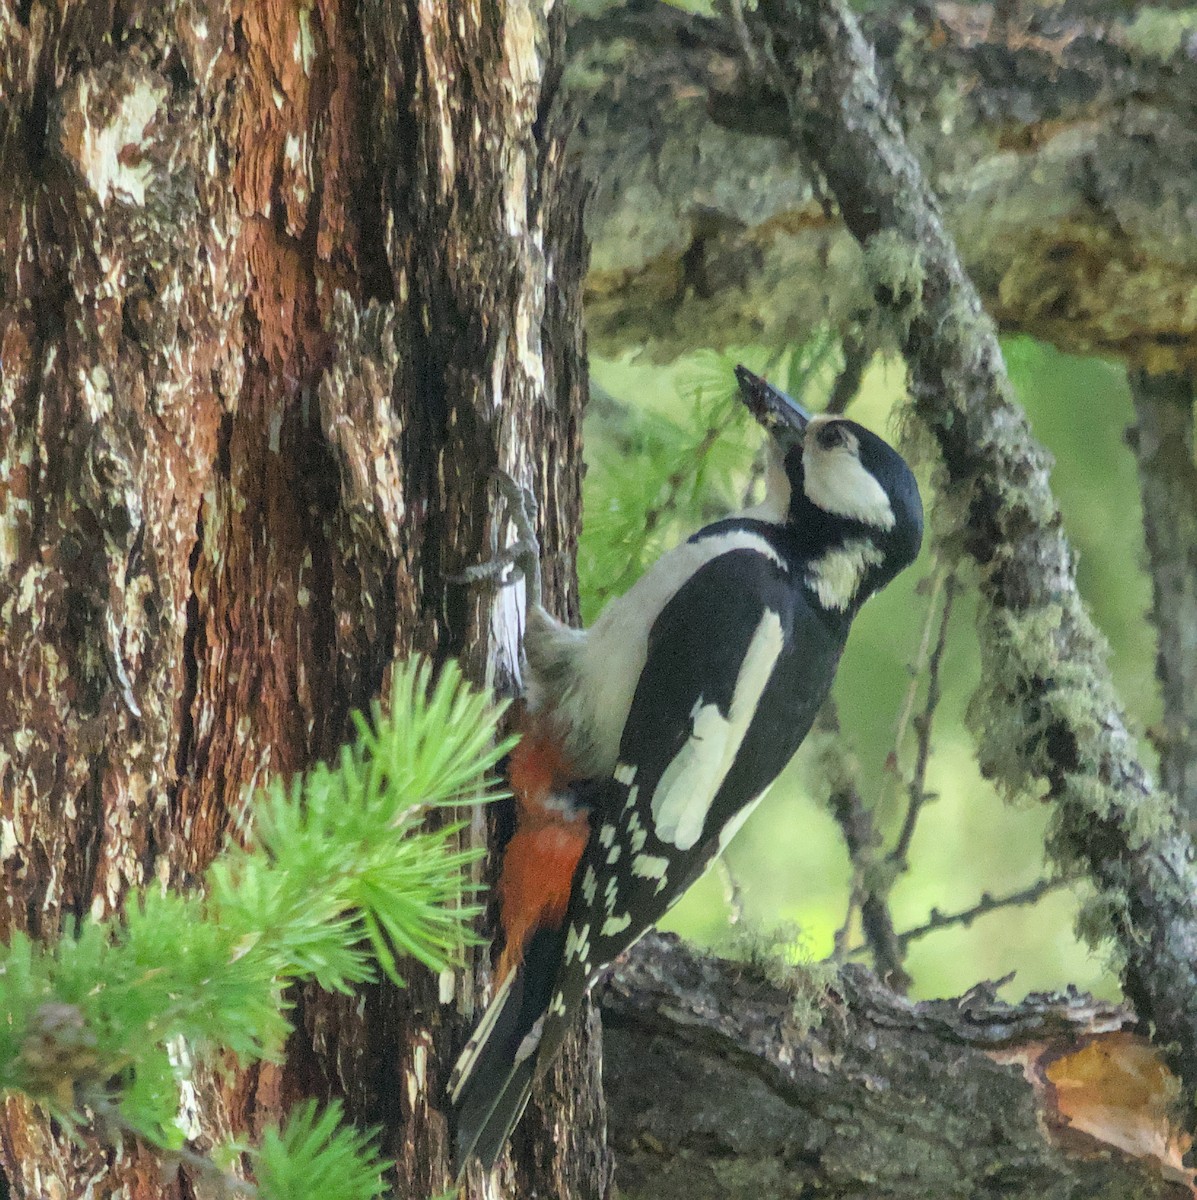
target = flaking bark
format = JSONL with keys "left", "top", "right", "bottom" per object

{"left": 603, "top": 933, "right": 1191, "bottom": 1200}
{"left": 0, "top": 0, "right": 601, "bottom": 1195}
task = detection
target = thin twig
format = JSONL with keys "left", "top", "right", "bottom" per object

{"left": 600, "top": 414, "right": 729, "bottom": 605}
{"left": 721, "top": 0, "right": 760, "bottom": 71}
{"left": 820, "top": 703, "right": 910, "bottom": 989}
{"left": 890, "top": 572, "right": 958, "bottom": 871}
{"left": 832, "top": 874, "right": 863, "bottom": 961}
{"left": 895, "top": 878, "right": 1073, "bottom": 952}
{"left": 824, "top": 333, "right": 869, "bottom": 416}
{"left": 887, "top": 570, "right": 943, "bottom": 776}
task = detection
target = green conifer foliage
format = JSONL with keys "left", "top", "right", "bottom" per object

{"left": 0, "top": 658, "right": 514, "bottom": 1198}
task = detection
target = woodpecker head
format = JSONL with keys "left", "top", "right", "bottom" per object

{"left": 734, "top": 365, "right": 923, "bottom": 613}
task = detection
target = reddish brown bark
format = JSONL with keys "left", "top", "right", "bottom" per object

{"left": 0, "top": 0, "right": 598, "bottom": 1194}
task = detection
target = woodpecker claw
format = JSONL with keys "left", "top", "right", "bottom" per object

{"left": 452, "top": 469, "right": 543, "bottom": 608}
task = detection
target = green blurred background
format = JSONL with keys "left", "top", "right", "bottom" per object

{"left": 581, "top": 338, "right": 1151, "bottom": 1001}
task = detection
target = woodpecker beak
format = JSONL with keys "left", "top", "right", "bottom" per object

{"left": 733, "top": 365, "right": 811, "bottom": 446}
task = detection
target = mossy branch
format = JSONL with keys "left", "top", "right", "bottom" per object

{"left": 744, "top": 0, "right": 1197, "bottom": 1113}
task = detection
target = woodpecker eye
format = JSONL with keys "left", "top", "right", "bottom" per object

{"left": 816, "top": 423, "right": 851, "bottom": 451}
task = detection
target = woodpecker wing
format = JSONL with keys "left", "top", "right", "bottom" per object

{"left": 548, "top": 538, "right": 842, "bottom": 1005}
{"left": 452, "top": 533, "right": 845, "bottom": 1173}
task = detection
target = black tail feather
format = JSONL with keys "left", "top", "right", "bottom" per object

{"left": 450, "top": 926, "right": 566, "bottom": 1176}
{"left": 452, "top": 1053, "right": 538, "bottom": 1175}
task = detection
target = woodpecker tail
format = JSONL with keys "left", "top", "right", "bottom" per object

{"left": 449, "top": 926, "right": 565, "bottom": 1175}
{"left": 451, "top": 725, "right": 589, "bottom": 1174}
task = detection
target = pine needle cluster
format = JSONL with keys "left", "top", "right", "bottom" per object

{"left": 0, "top": 658, "right": 514, "bottom": 1198}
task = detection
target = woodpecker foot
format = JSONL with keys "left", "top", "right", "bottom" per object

{"left": 454, "top": 470, "right": 543, "bottom": 608}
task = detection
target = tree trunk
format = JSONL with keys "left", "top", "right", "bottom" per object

{"left": 0, "top": 0, "right": 604, "bottom": 1195}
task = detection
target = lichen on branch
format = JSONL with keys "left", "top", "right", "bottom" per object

{"left": 743, "top": 0, "right": 1197, "bottom": 1113}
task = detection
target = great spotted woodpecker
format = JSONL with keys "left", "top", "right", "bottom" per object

{"left": 449, "top": 365, "right": 923, "bottom": 1173}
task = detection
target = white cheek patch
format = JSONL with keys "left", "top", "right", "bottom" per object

{"left": 806, "top": 538, "right": 884, "bottom": 611}
{"left": 649, "top": 610, "right": 784, "bottom": 850}
{"left": 803, "top": 426, "right": 895, "bottom": 531}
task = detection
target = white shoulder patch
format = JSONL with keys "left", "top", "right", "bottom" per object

{"left": 543, "top": 528, "right": 786, "bottom": 778}
{"left": 648, "top": 701, "right": 728, "bottom": 850}
{"left": 803, "top": 419, "right": 895, "bottom": 530}
{"left": 805, "top": 538, "right": 884, "bottom": 611}
{"left": 649, "top": 610, "right": 785, "bottom": 850}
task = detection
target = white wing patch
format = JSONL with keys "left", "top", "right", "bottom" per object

{"left": 514, "top": 1014, "right": 546, "bottom": 1064}
{"left": 565, "top": 922, "right": 591, "bottom": 963}
{"left": 649, "top": 610, "right": 785, "bottom": 850}
{"left": 805, "top": 538, "right": 884, "bottom": 611}
{"left": 628, "top": 808, "right": 647, "bottom": 851}
{"left": 649, "top": 702, "right": 730, "bottom": 849}
{"left": 601, "top": 912, "right": 632, "bottom": 936}
{"left": 803, "top": 418, "right": 895, "bottom": 530}
{"left": 545, "top": 530, "right": 787, "bottom": 778}
{"left": 632, "top": 853, "right": 670, "bottom": 894}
